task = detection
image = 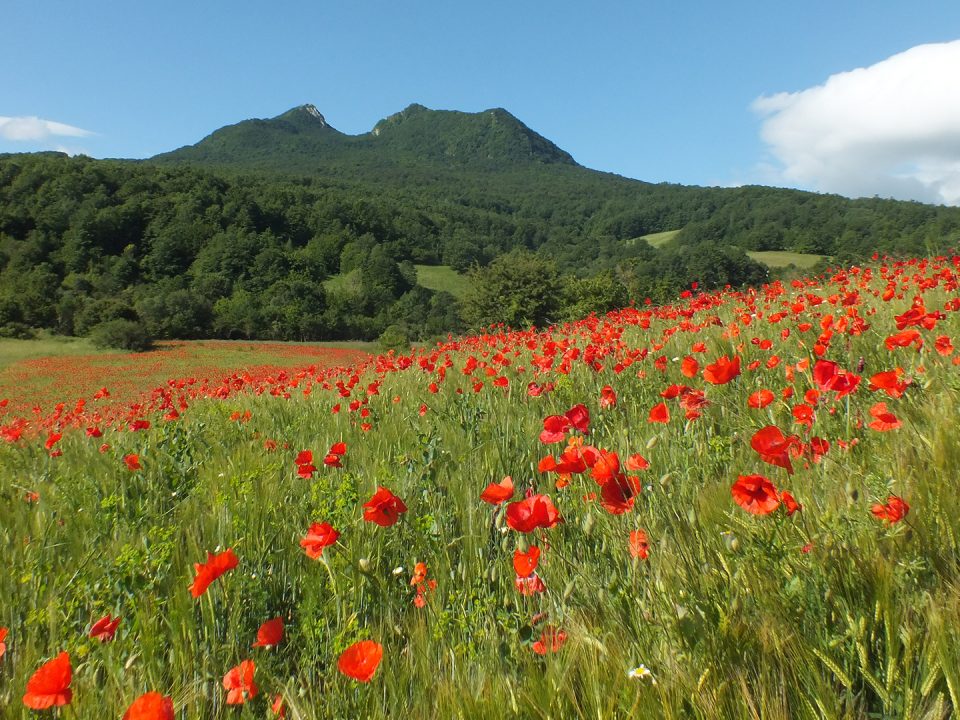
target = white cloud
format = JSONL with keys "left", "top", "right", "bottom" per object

{"left": 753, "top": 40, "right": 960, "bottom": 205}
{"left": 0, "top": 115, "right": 93, "bottom": 142}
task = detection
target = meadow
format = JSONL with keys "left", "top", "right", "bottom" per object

{"left": 1, "top": 256, "right": 959, "bottom": 719}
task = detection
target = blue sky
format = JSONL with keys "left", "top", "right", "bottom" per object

{"left": 3, "top": 1, "right": 960, "bottom": 201}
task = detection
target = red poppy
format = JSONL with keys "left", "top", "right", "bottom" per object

{"left": 703, "top": 355, "right": 741, "bottom": 385}
{"left": 480, "top": 476, "right": 515, "bottom": 505}
{"left": 252, "top": 617, "right": 284, "bottom": 648}
{"left": 123, "top": 691, "right": 174, "bottom": 720}
{"left": 871, "top": 496, "right": 909, "bottom": 524}
{"left": 731, "top": 475, "right": 780, "bottom": 515}
{"left": 648, "top": 402, "right": 670, "bottom": 424}
{"left": 513, "top": 546, "right": 541, "bottom": 578}
{"left": 89, "top": 613, "right": 121, "bottom": 642}
{"left": 532, "top": 627, "right": 567, "bottom": 655}
{"left": 45, "top": 432, "right": 61, "bottom": 450}
{"left": 338, "top": 640, "right": 383, "bottom": 682}
{"left": 515, "top": 574, "right": 547, "bottom": 595}
{"left": 271, "top": 695, "right": 287, "bottom": 718}
{"left": 629, "top": 529, "right": 650, "bottom": 559}
{"left": 750, "top": 426, "right": 799, "bottom": 474}
{"left": 189, "top": 548, "right": 238, "bottom": 598}
{"left": 869, "top": 369, "right": 908, "bottom": 398}
{"left": 0, "top": 626, "right": 6, "bottom": 659}
{"left": 223, "top": 659, "right": 258, "bottom": 704}
{"left": 780, "top": 491, "right": 802, "bottom": 516}
{"left": 410, "top": 561, "right": 429, "bottom": 586}
{"left": 625, "top": 453, "right": 650, "bottom": 471}
{"left": 124, "top": 453, "right": 141, "bottom": 471}
{"left": 748, "top": 389, "right": 774, "bottom": 409}
{"left": 362, "top": 487, "right": 408, "bottom": 527}
{"left": 505, "top": 494, "right": 562, "bottom": 533}
{"left": 300, "top": 522, "right": 340, "bottom": 559}
{"left": 599, "top": 476, "right": 639, "bottom": 515}
{"left": 599, "top": 385, "right": 617, "bottom": 409}
{"left": 885, "top": 329, "right": 923, "bottom": 351}
{"left": 22, "top": 651, "right": 72, "bottom": 709}
{"left": 681, "top": 356, "right": 699, "bottom": 378}
{"left": 868, "top": 402, "right": 901, "bottom": 431}
{"left": 539, "top": 404, "right": 590, "bottom": 443}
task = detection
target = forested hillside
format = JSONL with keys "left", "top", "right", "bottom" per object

{"left": 2, "top": 103, "right": 960, "bottom": 346}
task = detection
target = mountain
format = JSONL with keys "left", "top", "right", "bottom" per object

{"left": 152, "top": 103, "right": 575, "bottom": 173}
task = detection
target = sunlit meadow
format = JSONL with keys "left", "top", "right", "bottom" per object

{"left": 2, "top": 255, "right": 960, "bottom": 719}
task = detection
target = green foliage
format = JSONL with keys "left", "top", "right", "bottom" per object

{"left": 461, "top": 249, "right": 562, "bottom": 329}
{"left": 88, "top": 318, "right": 154, "bottom": 351}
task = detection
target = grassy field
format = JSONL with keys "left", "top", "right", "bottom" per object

{"left": 747, "top": 250, "right": 827, "bottom": 268}
{"left": 632, "top": 229, "right": 681, "bottom": 248}
{"left": 2, "top": 256, "right": 959, "bottom": 718}
{"left": 0, "top": 338, "right": 373, "bottom": 419}
{"left": 414, "top": 264, "right": 471, "bottom": 298}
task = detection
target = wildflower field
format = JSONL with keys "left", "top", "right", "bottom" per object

{"left": 2, "top": 256, "right": 960, "bottom": 719}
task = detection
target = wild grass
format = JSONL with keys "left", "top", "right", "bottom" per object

{"left": 746, "top": 250, "right": 827, "bottom": 268}
{"left": 0, "top": 257, "right": 958, "bottom": 718}
{"left": 413, "top": 264, "right": 471, "bottom": 299}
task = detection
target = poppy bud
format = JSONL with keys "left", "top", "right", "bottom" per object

{"left": 562, "top": 580, "right": 576, "bottom": 602}
{"left": 582, "top": 513, "right": 595, "bottom": 536}
{"left": 659, "top": 473, "right": 673, "bottom": 488}
{"left": 856, "top": 356, "right": 865, "bottom": 373}
{"left": 358, "top": 558, "right": 371, "bottom": 573}
{"left": 489, "top": 566, "right": 498, "bottom": 584}
{"left": 646, "top": 436, "right": 659, "bottom": 450}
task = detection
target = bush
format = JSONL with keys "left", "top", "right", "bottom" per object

{"left": 89, "top": 319, "right": 154, "bottom": 352}
{"left": 377, "top": 324, "right": 411, "bottom": 353}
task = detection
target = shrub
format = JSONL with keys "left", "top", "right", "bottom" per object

{"left": 89, "top": 319, "right": 154, "bottom": 352}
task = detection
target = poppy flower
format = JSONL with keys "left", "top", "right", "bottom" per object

{"left": 681, "top": 356, "right": 699, "bottom": 378}
{"left": 731, "top": 475, "right": 780, "bottom": 515}
{"left": 252, "top": 617, "right": 284, "bottom": 648}
{"left": 625, "top": 453, "right": 650, "bottom": 471}
{"left": 868, "top": 369, "right": 908, "bottom": 398}
{"left": 410, "top": 561, "right": 428, "bottom": 585}
{"left": 189, "top": 548, "right": 238, "bottom": 598}
{"left": 300, "top": 522, "right": 340, "bottom": 559}
{"left": 868, "top": 402, "right": 901, "bottom": 431}
{"left": 513, "top": 546, "right": 541, "bottom": 578}
{"left": 271, "top": 695, "right": 287, "bottom": 718}
{"left": 648, "top": 402, "right": 670, "bottom": 424}
{"left": 532, "top": 627, "right": 567, "bottom": 655}
{"left": 703, "top": 355, "right": 741, "bottom": 385}
{"left": 22, "top": 651, "right": 72, "bottom": 709}
{"left": 0, "top": 626, "right": 7, "bottom": 659}
{"left": 599, "top": 476, "right": 638, "bottom": 515}
{"left": 223, "top": 659, "right": 258, "bottom": 704}
{"left": 506, "top": 494, "right": 562, "bottom": 533}
{"left": 480, "top": 476, "right": 515, "bottom": 505}
{"left": 780, "top": 491, "right": 802, "bottom": 516}
{"left": 122, "top": 691, "right": 174, "bottom": 720}
{"left": 629, "top": 529, "right": 650, "bottom": 559}
{"left": 599, "top": 385, "right": 617, "bottom": 408}
{"left": 539, "top": 404, "right": 590, "bottom": 443}
{"left": 748, "top": 389, "right": 774, "bottom": 409}
{"left": 124, "top": 454, "right": 141, "bottom": 471}
{"left": 362, "top": 487, "right": 408, "bottom": 527}
{"left": 515, "top": 574, "right": 547, "bottom": 595}
{"left": 45, "top": 432, "right": 62, "bottom": 450}
{"left": 338, "top": 640, "right": 383, "bottom": 682}
{"left": 89, "top": 613, "right": 121, "bottom": 642}
{"left": 750, "top": 426, "right": 799, "bottom": 474}
{"left": 871, "top": 496, "right": 909, "bottom": 524}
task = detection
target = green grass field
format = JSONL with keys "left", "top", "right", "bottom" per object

{"left": 414, "top": 264, "right": 471, "bottom": 298}
{"left": 747, "top": 250, "right": 827, "bottom": 268}
{"left": 2, "top": 257, "right": 959, "bottom": 718}
{"left": 633, "top": 229, "right": 681, "bottom": 248}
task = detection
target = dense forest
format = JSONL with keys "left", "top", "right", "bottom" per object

{"left": 2, "top": 104, "right": 959, "bottom": 347}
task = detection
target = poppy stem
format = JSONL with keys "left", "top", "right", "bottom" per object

{"left": 321, "top": 555, "right": 338, "bottom": 594}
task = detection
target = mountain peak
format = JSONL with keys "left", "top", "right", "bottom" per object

{"left": 276, "top": 104, "right": 329, "bottom": 128}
